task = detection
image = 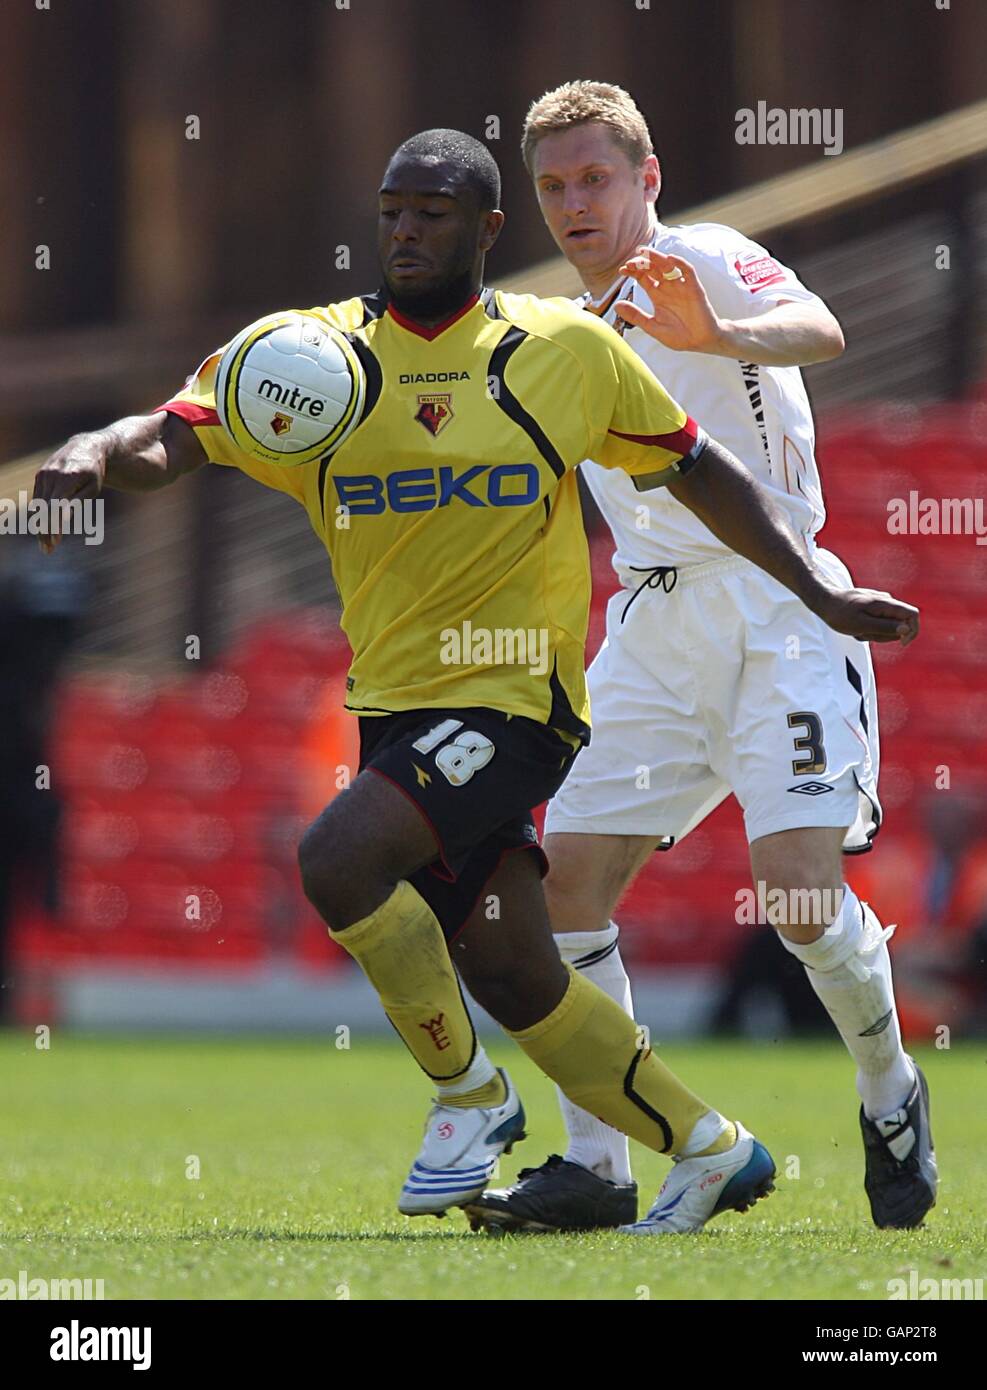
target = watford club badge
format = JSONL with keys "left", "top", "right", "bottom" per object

{"left": 270, "top": 412, "right": 293, "bottom": 437}
{"left": 415, "top": 393, "right": 454, "bottom": 436}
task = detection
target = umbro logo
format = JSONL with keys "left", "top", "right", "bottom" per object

{"left": 788, "top": 781, "right": 834, "bottom": 796}
{"left": 859, "top": 1008, "right": 893, "bottom": 1038}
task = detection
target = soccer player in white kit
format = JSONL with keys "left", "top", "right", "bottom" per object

{"left": 470, "top": 82, "right": 937, "bottom": 1235}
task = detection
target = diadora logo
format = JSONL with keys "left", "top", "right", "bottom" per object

{"left": 334, "top": 463, "right": 541, "bottom": 514}
{"left": 399, "top": 371, "right": 470, "bottom": 384}
{"left": 419, "top": 1013, "right": 451, "bottom": 1051}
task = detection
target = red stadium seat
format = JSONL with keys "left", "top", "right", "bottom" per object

{"left": 19, "top": 440, "right": 987, "bottom": 995}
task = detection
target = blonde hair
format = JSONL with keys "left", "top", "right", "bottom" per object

{"left": 521, "top": 80, "right": 653, "bottom": 174}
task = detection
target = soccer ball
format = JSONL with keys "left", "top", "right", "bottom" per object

{"left": 215, "top": 310, "right": 366, "bottom": 465}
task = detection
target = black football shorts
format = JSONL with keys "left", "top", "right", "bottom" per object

{"left": 358, "top": 707, "right": 579, "bottom": 940}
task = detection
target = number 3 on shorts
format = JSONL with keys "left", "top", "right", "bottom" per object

{"left": 787, "top": 710, "right": 827, "bottom": 776}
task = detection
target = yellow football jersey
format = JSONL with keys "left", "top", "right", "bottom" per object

{"left": 159, "top": 288, "right": 701, "bottom": 738}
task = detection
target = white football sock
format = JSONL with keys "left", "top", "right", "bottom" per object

{"left": 554, "top": 923, "right": 634, "bottom": 1185}
{"left": 779, "top": 887, "right": 915, "bottom": 1119}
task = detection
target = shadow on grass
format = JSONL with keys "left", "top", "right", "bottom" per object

{"left": 1, "top": 1226, "right": 506, "bottom": 1245}
{"left": 177, "top": 1226, "right": 478, "bottom": 1243}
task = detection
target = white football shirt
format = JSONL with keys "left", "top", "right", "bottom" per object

{"left": 579, "top": 220, "right": 828, "bottom": 573}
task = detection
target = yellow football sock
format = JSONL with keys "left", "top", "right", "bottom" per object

{"left": 697, "top": 1121, "right": 738, "bottom": 1156}
{"left": 328, "top": 879, "right": 477, "bottom": 1084}
{"left": 509, "top": 965, "right": 711, "bottom": 1155}
{"left": 439, "top": 1074, "right": 508, "bottom": 1109}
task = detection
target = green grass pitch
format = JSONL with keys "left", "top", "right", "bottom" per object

{"left": 1, "top": 1033, "right": 984, "bottom": 1300}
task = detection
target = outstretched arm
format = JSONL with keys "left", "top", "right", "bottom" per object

{"left": 31, "top": 410, "right": 207, "bottom": 551}
{"left": 635, "top": 437, "right": 918, "bottom": 646}
{"left": 615, "top": 248, "right": 844, "bottom": 366}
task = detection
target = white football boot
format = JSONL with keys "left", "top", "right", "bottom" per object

{"left": 621, "top": 1121, "right": 775, "bottom": 1235}
{"left": 398, "top": 1068, "right": 527, "bottom": 1217}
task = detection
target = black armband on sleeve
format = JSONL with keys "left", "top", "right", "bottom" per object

{"left": 632, "top": 426, "right": 709, "bottom": 491}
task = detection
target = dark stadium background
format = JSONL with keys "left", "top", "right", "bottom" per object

{"left": 1, "top": 0, "right": 985, "bottom": 1041}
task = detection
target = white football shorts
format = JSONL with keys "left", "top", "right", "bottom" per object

{"left": 545, "top": 547, "right": 881, "bottom": 851}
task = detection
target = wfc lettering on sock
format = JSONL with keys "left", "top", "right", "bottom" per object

{"left": 419, "top": 1013, "right": 451, "bottom": 1051}
{"left": 50, "top": 1321, "right": 151, "bottom": 1371}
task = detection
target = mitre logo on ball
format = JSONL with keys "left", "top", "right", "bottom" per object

{"left": 216, "top": 309, "right": 367, "bottom": 465}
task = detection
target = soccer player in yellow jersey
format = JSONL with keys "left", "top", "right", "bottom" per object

{"left": 33, "top": 129, "right": 919, "bottom": 1230}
